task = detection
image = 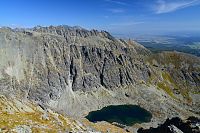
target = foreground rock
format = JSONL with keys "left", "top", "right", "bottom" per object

{"left": 0, "top": 95, "right": 128, "bottom": 132}
{"left": 0, "top": 95, "right": 88, "bottom": 132}
{"left": 138, "top": 117, "right": 200, "bottom": 133}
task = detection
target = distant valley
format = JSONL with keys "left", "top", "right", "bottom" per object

{"left": 135, "top": 34, "right": 200, "bottom": 57}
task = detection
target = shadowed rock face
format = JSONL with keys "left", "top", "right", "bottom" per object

{"left": 138, "top": 117, "right": 200, "bottom": 133}
{"left": 0, "top": 26, "right": 199, "bottom": 121}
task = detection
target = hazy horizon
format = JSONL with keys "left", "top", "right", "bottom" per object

{"left": 1, "top": 0, "right": 200, "bottom": 36}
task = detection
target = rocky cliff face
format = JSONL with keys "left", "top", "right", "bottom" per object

{"left": 0, "top": 26, "right": 199, "bottom": 132}
{"left": 32, "top": 25, "right": 151, "bottom": 90}
{"left": 0, "top": 26, "right": 151, "bottom": 104}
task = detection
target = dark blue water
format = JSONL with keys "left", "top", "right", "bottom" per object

{"left": 85, "top": 105, "right": 152, "bottom": 126}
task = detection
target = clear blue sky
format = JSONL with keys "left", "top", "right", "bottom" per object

{"left": 0, "top": 0, "right": 200, "bottom": 35}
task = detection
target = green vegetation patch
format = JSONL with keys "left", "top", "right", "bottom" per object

{"left": 180, "top": 89, "right": 192, "bottom": 103}
{"left": 162, "top": 72, "right": 174, "bottom": 83}
{"left": 157, "top": 82, "right": 177, "bottom": 99}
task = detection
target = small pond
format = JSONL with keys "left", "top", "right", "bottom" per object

{"left": 85, "top": 105, "right": 152, "bottom": 126}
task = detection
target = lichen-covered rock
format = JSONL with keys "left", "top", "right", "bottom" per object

{"left": 14, "top": 125, "right": 32, "bottom": 133}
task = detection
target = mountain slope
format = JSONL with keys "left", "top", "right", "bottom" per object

{"left": 0, "top": 26, "right": 199, "bottom": 132}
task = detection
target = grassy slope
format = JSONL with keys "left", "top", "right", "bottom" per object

{"left": 146, "top": 51, "right": 200, "bottom": 103}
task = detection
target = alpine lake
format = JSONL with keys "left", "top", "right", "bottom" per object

{"left": 85, "top": 105, "right": 152, "bottom": 126}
